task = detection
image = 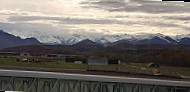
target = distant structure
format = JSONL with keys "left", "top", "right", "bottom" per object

{"left": 87, "top": 56, "right": 108, "bottom": 65}
{"left": 46, "top": 54, "right": 59, "bottom": 58}
{"left": 74, "top": 61, "right": 83, "bottom": 64}
{"left": 0, "top": 52, "right": 20, "bottom": 56}
{"left": 108, "top": 59, "right": 121, "bottom": 65}
{"left": 20, "top": 53, "right": 30, "bottom": 56}
{"left": 45, "top": 54, "right": 84, "bottom": 58}
{"left": 65, "top": 57, "right": 75, "bottom": 63}
{"left": 0, "top": 52, "right": 30, "bottom": 56}
{"left": 147, "top": 63, "right": 159, "bottom": 68}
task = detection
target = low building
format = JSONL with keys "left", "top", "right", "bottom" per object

{"left": 22, "top": 58, "right": 29, "bottom": 62}
{"left": 108, "top": 59, "right": 121, "bottom": 64}
{"left": 46, "top": 54, "right": 59, "bottom": 58}
{"left": 74, "top": 61, "right": 83, "bottom": 64}
{"left": 20, "top": 53, "right": 30, "bottom": 56}
{"left": 87, "top": 56, "right": 108, "bottom": 65}
{"left": 0, "top": 52, "right": 20, "bottom": 56}
{"left": 147, "top": 63, "right": 159, "bottom": 68}
{"left": 65, "top": 57, "right": 75, "bottom": 63}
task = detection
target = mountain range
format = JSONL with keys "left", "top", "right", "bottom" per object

{"left": 0, "top": 30, "right": 42, "bottom": 49}
{"left": 51, "top": 33, "right": 190, "bottom": 45}
{"left": 1, "top": 30, "right": 190, "bottom": 49}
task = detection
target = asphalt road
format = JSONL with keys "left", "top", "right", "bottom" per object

{"left": 0, "top": 69, "right": 189, "bottom": 87}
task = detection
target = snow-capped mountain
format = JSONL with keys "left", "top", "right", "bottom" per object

{"left": 65, "top": 34, "right": 89, "bottom": 45}
{"left": 0, "top": 30, "right": 41, "bottom": 49}
{"left": 96, "top": 34, "right": 133, "bottom": 43}
{"left": 5, "top": 30, "right": 64, "bottom": 44}
{"left": 175, "top": 34, "right": 190, "bottom": 41}
{"left": 3, "top": 30, "right": 190, "bottom": 45}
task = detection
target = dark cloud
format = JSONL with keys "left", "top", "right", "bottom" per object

{"left": 81, "top": 0, "right": 190, "bottom": 13}
{"left": 165, "top": 16, "right": 190, "bottom": 21}
{"left": 8, "top": 16, "right": 61, "bottom": 22}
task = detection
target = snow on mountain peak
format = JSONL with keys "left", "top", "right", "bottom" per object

{"left": 3, "top": 30, "right": 190, "bottom": 45}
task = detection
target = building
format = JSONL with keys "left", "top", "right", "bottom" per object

{"left": 45, "top": 54, "right": 59, "bottom": 58}
{"left": 74, "top": 61, "right": 83, "bottom": 64}
{"left": 0, "top": 52, "right": 20, "bottom": 56}
{"left": 108, "top": 59, "right": 121, "bottom": 64}
{"left": 147, "top": 63, "right": 159, "bottom": 68}
{"left": 87, "top": 56, "right": 108, "bottom": 65}
{"left": 20, "top": 53, "right": 30, "bottom": 56}
{"left": 65, "top": 57, "right": 75, "bottom": 63}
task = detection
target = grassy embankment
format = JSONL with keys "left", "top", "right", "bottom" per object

{"left": 130, "top": 63, "right": 190, "bottom": 76}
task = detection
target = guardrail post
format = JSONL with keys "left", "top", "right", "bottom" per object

{"left": 170, "top": 87, "right": 177, "bottom": 92}
{"left": 60, "top": 81, "right": 66, "bottom": 92}
{"left": 133, "top": 84, "right": 138, "bottom": 92}
{"left": 100, "top": 82, "right": 103, "bottom": 92}
{"left": 93, "top": 82, "right": 100, "bottom": 92}
{"left": 138, "top": 84, "right": 141, "bottom": 92}
{"left": 18, "top": 80, "right": 24, "bottom": 91}
{"left": 12, "top": 77, "right": 15, "bottom": 91}
{"left": 188, "top": 88, "right": 190, "bottom": 92}
{"left": 113, "top": 83, "right": 120, "bottom": 92}
{"left": 50, "top": 79, "right": 59, "bottom": 92}
{"left": 0, "top": 80, "right": 2, "bottom": 90}
{"left": 152, "top": 86, "right": 157, "bottom": 92}
{"left": 28, "top": 78, "right": 37, "bottom": 92}
{"left": 70, "top": 80, "right": 80, "bottom": 92}
{"left": 5, "top": 76, "right": 14, "bottom": 91}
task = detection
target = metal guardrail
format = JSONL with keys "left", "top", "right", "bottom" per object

{"left": 0, "top": 69, "right": 190, "bottom": 92}
{"left": 0, "top": 76, "right": 190, "bottom": 92}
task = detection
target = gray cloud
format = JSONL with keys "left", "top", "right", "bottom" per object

{"left": 0, "top": 22, "right": 56, "bottom": 32}
{"left": 8, "top": 15, "right": 190, "bottom": 32}
{"left": 81, "top": 0, "right": 190, "bottom": 13}
{"left": 8, "top": 16, "right": 126, "bottom": 25}
{"left": 61, "top": 18, "right": 124, "bottom": 24}
{"left": 165, "top": 16, "right": 190, "bottom": 21}
{"left": 8, "top": 16, "right": 61, "bottom": 22}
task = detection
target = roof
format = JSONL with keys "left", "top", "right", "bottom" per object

{"left": 87, "top": 56, "right": 108, "bottom": 64}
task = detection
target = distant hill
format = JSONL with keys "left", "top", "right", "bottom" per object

{"left": 2, "top": 42, "right": 190, "bottom": 55}
{"left": 74, "top": 39, "right": 99, "bottom": 46}
{"left": 178, "top": 37, "right": 190, "bottom": 44}
{"left": 0, "top": 30, "right": 42, "bottom": 49}
{"left": 136, "top": 36, "right": 170, "bottom": 44}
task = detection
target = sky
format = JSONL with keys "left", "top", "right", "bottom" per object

{"left": 0, "top": 0, "right": 190, "bottom": 41}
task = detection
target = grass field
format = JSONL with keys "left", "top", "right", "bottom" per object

{"left": 1, "top": 57, "right": 190, "bottom": 76}
{"left": 0, "top": 57, "right": 140, "bottom": 71}
{"left": 0, "top": 58, "right": 87, "bottom": 70}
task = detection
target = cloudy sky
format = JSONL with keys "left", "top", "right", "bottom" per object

{"left": 0, "top": 0, "right": 190, "bottom": 41}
